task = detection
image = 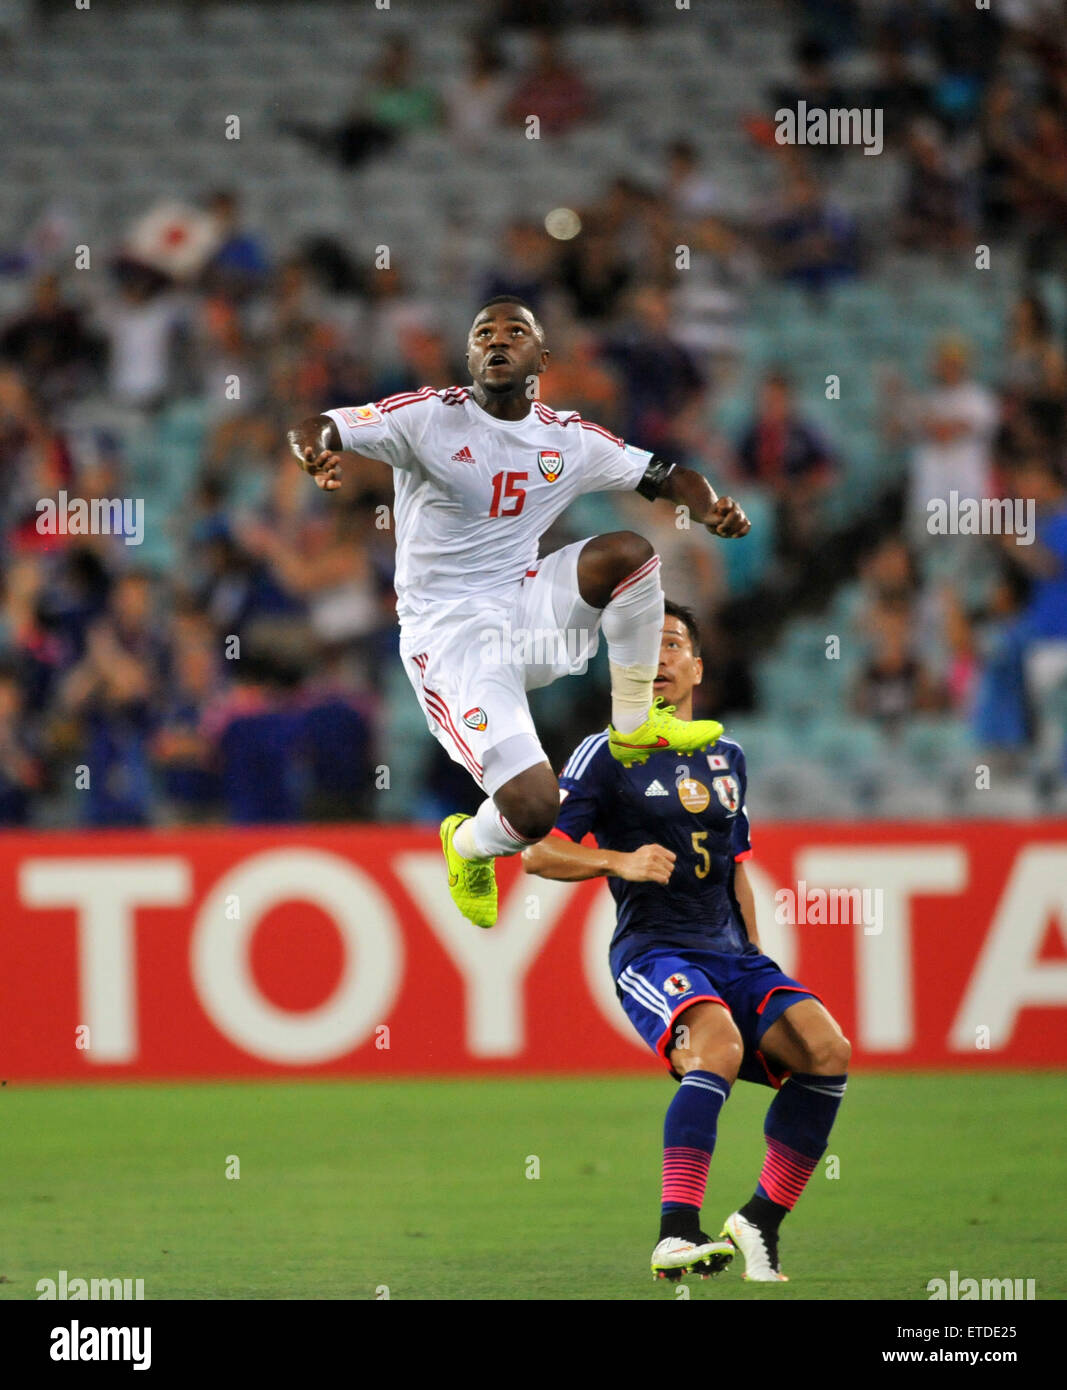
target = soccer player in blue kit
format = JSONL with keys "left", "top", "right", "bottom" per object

{"left": 522, "top": 601, "right": 851, "bottom": 1282}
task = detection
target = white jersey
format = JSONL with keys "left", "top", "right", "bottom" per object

{"left": 325, "top": 386, "right": 654, "bottom": 640}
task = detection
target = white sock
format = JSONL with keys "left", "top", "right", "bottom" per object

{"left": 601, "top": 554, "right": 663, "bottom": 733}
{"left": 453, "top": 796, "right": 537, "bottom": 860}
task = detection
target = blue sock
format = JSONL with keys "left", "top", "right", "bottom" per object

{"left": 746, "top": 1072, "right": 847, "bottom": 1221}
{"left": 660, "top": 1071, "right": 731, "bottom": 1240}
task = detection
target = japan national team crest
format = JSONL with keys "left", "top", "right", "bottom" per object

{"left": 537, "top": 449, "right": 564, "bottom": 482}
{"left": 663, "top": 973, "right": 692, "bottom": 997}
{"left": 462, "top": 707, "right": 488, "bottom": 732}
{"left": 712, "top": 774, "right": 740, "bottom": 812}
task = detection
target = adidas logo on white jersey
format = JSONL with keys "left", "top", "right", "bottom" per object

{"left": 645, "top": 779, "right": 669, "bottom": 796}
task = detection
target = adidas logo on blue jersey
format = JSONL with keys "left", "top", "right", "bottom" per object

{"left": 644, "top": 779, "right": 669, "bottom": 797}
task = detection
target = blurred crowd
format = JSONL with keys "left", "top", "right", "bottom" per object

{"left": 0, "top": 0, "right": 1064, "bottom": 826}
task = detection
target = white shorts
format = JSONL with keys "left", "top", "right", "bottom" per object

{"left": 398, "top": 539, "right": 602, "bottom": 795}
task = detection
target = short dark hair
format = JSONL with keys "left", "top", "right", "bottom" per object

{"left": 663, "top": 599, "right": 701, "bottom": 657}
{"left": 473, "top": 295, "right": 544, "bottom": 339}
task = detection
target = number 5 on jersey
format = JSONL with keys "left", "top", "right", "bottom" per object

{"left": 489, "top": 471, "right": 528, "bottom": 518}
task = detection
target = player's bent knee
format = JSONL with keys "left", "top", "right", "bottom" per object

{"left": 830, "top": 1034, "right": 852, "bottom": 1072}
{"left": 505, "top": 801, "right": 558, "bottom": 842}
{"left": 671, "top": 1003, "right": 743, "bottom": 1082}
{"left": 610, "top": 529, "right": 655, "bottom": 575}
{"left": 806, "top": 1034, "right": 851, "bottom": 1073}
{"left": 674, "top": 1038, "right": 742, "bottom": 1083}
{"left": 494, "top": 775, "right": 559, "bottom": 842}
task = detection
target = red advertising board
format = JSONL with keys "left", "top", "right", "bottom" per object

{"left": 3, "top": 822, "right": 1066, "bottom": 1080}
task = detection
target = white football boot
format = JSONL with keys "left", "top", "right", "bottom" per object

{"left": 720, "top": 1211, "right": 789, "bottom": 1281}
{"left": 651, "top": 1233, "right": 734, "bottom": 1281}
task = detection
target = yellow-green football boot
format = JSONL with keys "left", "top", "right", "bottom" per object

{"left": 608, "top": 697, "right": 724, "bottom": 768}
{"left": 440, "top": 812, "right": 498, "bottom": 928}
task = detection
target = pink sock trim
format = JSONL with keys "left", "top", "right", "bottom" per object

{"left": 758, "top": 1136, "right": 818, "bottom": 1210}
{"left": 661, "top": 1145, "right": 711, "bottom": 1208}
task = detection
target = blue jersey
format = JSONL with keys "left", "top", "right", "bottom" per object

{"left": 554, "top": 733, "right": 753, "bottom": 978}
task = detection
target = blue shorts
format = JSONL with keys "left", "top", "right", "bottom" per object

{"left": 616, "top": 946, "right": 820, "bottom": 1087}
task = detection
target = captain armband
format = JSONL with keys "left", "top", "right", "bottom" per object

{"left": 635, "top": 455, "right": 677, "bottom": 501}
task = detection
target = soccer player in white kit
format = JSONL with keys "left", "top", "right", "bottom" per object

{"left": 287, "top": 297, "right": 750, "bottom": 927}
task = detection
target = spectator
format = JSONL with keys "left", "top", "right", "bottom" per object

{"left": 897, "top": 119, "right": 974, "bottom": 253}
{"left": 388, "top": 326, "right": 467, "bottom": 393}
{"left": 737, "top": 369, "right": 835, "bottom": 493}
{"left": 59, "top": 604, "right": 158, "bottom": 827}
{"left": 0, "top": 662, "right": 42, "bottom": 824}
{"left": 92, "top": 261, "right": 188, "bottom": 410}
{"left": 299, "top": 643, "right": 375, "bottom": 821}
{"left": 736, "top": 369, "right": 835, "bottom": 565}
{"left": 978, "top": 78, "right": 1025, "bottom": 237}
{"left": 203, "top": 652, "right": 306, "bottom": 825}
{"left": 150, "top": 634, "right": 224, "bottom": 824}
{"left": 856, "top": 535, "right": 920, "bottom": 610}
{"left": 903, "top": 335, "right": 999, "bottom": 544}
{"left": 1001, "top": 293, "right": 1067, "bottom": 450}
{"left": 851, "top": 601, "right": 946, "bottom": 731}
{"left": 443, "top": 33, "right": 512, "bottom": 151}
{"left": 363, "top": 265, "right": 437, "bottom": 393}
{"left": 538, "top": 314, "right": 621, "bottom": 426}
{"left": 764, "top": 170, "right": 859, "bottom": 291}
{"left": 971, "top": 568, "right": 1031, "bottom": 754}
{"left": 941, "top": 583, "right": 980, "bottom": 716}
{"left": 282, "top": 36, "right": 439, "bottom": 171}
{"left": 928, "top": 0, "right": 1004, "bottom": 131}
{"left": 22, "top": 546, "right": 106, "bottom": 681}
{"left": 770, "top": 35, "right": 849, "bottom": 125}
{"left": 864, "top": 39, "right": 932, "bottom": 148}
{"left": 662, "top": 139, "right": 722, "bottom": 221}
{"left": 1009, "top": 100, "right": 1067, "bottom": 275}
{"left": 197, "top": 530, "right": 305, "bottom": 641}
{"left": 195, "top": 294, "right": 266, "bottom": 420}
{"left": 109, "top": 571, "right": 169, "bottom": 677}
{"left": 505, "top": 31, "right": 593, "bottom": 137}
{"left": 479, "top": 219, "right": 558, "bottom": 315}
{"left": 0, "top": 273, "right": 100, "bottom": 405}
{"left": 973, "top": 460, "right": 1067, "bottom": 769}
{"left": 203, "top": 191, "right": 270, "bottom": 298}
{"left": 600, "top": 284, "right": 707, "bottom": 457}
{"left": 554, "top": 215, "right": 632, "bottom": 322}
{"left": 1002, "top": 457, "right": 1067, "bottom": 646}
{"left": 593, "top": 176, "right": 662, "bottom": 276}
{"left": 363, "top": 35, "right": 441, "bottom": 136}
{"left": 238, "top": 502, "right": 384, "bottom": 650}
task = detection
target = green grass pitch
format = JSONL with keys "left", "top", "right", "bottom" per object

{"left": 1, "top": 1073, "right": 1062, "bottom": 1300}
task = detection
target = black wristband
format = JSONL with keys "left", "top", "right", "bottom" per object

{"left": 636, "top": 454, "right": 676, "bottom": 501}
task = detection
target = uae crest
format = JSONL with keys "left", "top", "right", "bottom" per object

{"left": 537, "top": 449, "right": 564, "bottom": 482}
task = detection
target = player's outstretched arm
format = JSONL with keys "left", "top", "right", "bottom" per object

{"left": 642, "top": 459, "right": 750, "bottom": 538}
{"left": 286, "top": 414, "right": 345, "bottom": 491}
{"left": 522, "top": 838, "right": 675, "bottom": 884}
